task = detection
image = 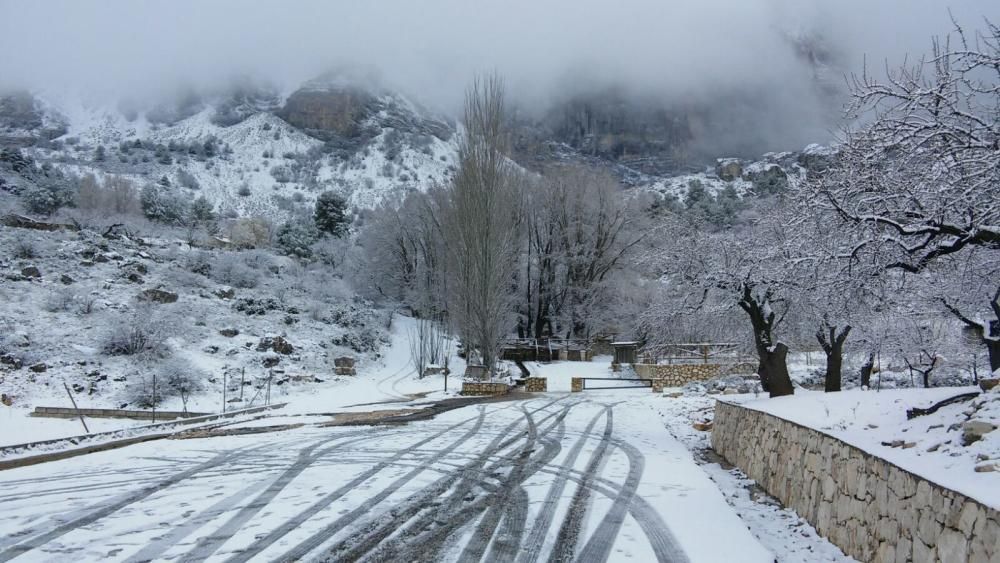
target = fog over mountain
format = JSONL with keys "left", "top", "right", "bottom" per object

{"left": 1, "top": 0, "right": 998, "bottom": 157}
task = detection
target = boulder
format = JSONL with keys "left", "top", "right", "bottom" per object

{"left": 20, "top": 265, "right": 40, "bottom": 278}
{"left": 215, "top": 287, "right": 236, "bottom": 299}
{"left": 333, "top": 356, "right": 356, "bottom": 368}
{"left": 262, "top": 354, "right": 280, "bottom": 368}
{"left": 257, "top": 336, "right": 294, "bottom": 355}
{"left": 962, "top": 420, "right": 997, "bottom": 446}
{"left": 138, "top": 289, "right": 178, "bottom": 304}
{"left": 28, "top": 363, "right": 47, "bottom": 373}
{"left": 716, "top": 158, "right": 743, "bottom": 181}
{"left": 979, "top": 378, "right": 999, "bottom": 392}
{"left": 0, "top": 354, "right": 22, "bottom": 369}
{"left": 219, "top": 328, "right": 240, "bottom": 337}
{"left": 59, "top": 274, "right": 75, "bottom": 285}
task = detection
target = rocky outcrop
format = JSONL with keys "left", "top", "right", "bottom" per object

{"left": 279, "top": 86, "right": 374, "bottom": 140}
{"left": 138, "top": 288, "right": 178, "bottom": 304}
{"left": 712, "top": 401, "right": 1000, "bottom": 563}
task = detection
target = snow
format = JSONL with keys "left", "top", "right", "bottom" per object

{"left": 657, "top": 392, "right": 856, "bottom": 562}
{"left": 0, "top": 409, "right": 145, "bottom": 447}
{"left": 726, "top": 386, "right": 1000, "bottom": 509}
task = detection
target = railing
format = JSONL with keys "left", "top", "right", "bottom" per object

{"left": 641, "top": 342, "right": 754, "bottom": 365}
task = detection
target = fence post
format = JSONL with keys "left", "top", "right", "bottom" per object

{"left": 239, "top": 367, "right": 245, "bottom": 401}
{"left": 222, "top": 370, "right": 227, "bottom": 414}
{"left": 62, "top": 381, "right": 90, "bottom": 434}
{"left": 152, "top": 372, "right": 157, "bottom": 424}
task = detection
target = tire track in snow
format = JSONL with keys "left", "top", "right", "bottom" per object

{"left": 327, "top": 399, "right": 571, "bottom": 562}
{"left": 225, "top": 407, "right": 489, "bottom": 562}
{"left": 138, "top": 429, "right": 379, "bottom": 563}
{"left": 0, "top": 446, "right": 260, "bottom": 561}
{"left": 456, "top": 405, "right": 540, "bottom": 563}
{"left": 515, "top": 406, "right": 608, "bottom": 563}
{"left": 546, "top": 405, "right": 614, "bottom": 563}
{"left": 364, "top": 403, "right": 572, "bottom": 563}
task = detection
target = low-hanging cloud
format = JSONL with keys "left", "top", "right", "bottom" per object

{"left": 1, "top": 0, "right": 998, "bottom": 152}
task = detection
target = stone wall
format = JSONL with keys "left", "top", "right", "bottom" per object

{"left": 712, "top": 401, "right": 1000, "bottom": 563}
{"left": 460, "top": 382, "right": 510, "bottom": 396}
{"left": 525, "top": 377, "right": 547, "bottom": 392}
{"left": 634, "top": 362, "right": 756, "bottom": 387}
{"left": 31, "top": 406, "right": 209, "bottom": 420}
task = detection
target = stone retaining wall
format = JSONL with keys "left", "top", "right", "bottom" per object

{"left": 711, "top": 401, "right": 1000, "bottom": 563}
{"left": 634, "top": 362, "right": 756, "bottom": 387}
{"left": 525, "top": 377, "right": 547, "bottom": 392}
{"left": 31, "top": 406, "right": 209, "bottom": 420}
{"left": 460, "top": 382, "right": 510, "bottom": 396}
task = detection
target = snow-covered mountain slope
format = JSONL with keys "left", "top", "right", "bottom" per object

{"left": 4, "top": 84, "right": 461, "bottom": 220}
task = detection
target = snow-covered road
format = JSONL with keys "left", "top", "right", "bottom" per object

{"left": 0, "top": 392, "right": 771, "bottom": 563}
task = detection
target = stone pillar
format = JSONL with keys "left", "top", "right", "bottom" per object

{"left": 571, "top": 378, "right": 583, "bottom": 392}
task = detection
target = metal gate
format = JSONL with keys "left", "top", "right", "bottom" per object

{"left": 579, "top": 377, "right": 653, "bottom": 390}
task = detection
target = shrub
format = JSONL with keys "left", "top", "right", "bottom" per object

{"left": 140, "top": 184, "right": 190, "bottom": 224}
{"left": 20, "top": 179, "right": 75, "bottom": 215}
{"left": 43, "top": 288, "right": 75, "bottom": 313}
{"left": 211, "top": 254, "right": 260, "bottom": 288}
{"left": 128, "top": 356, "right": 206, "bottom": 409}
{"left": 10, "top": 237, "right": 37, "bottom": 259}
{"left": 102, "top": 310, "right": 170, "bottom": 356}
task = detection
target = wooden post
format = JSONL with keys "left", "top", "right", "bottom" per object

{"left": 222, "top": 370, "right": 227, "bottom": 413}
{"left": 62, "top": 381, "right": 90, "bottom": 434}
{"left": 239, "top": 367, "right": 246, "bottom": 401}
{"left": 151, "top": 372, "right": 157, "bottom": 424}
{"left": 266, "top": 370, "right": 273, "bottom": 406}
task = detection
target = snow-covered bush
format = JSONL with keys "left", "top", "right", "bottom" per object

{"left": 275, "top": 220, "right": 318, "bottom": 258}
{"left": 10, "top": 236, "right": 38, "bottom": 259}
{"left": 140, "top": 184, "right": 190, "bottom": 225}
{"left": 42, "top": 288, "right": 75, "bottom": 313}
{"left": 101, "top": 309, "right": 172, "bottom": 357}
{"left": 211, "top": 254, "right": 260, "bottom": 289}
{"left": 127, "top": 356, "right": 207, "bottom": 410}
{"left": 19, "top": 179, "right": 75, "bottom": 216}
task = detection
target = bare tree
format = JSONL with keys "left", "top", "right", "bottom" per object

{"left": 644, "top": 208, "right": 797, "bottom": 397}
{"left": 408, "top": 317, "right": 449, "bottom": 378}
{"left": 817, "top": 20, "right": 1000, "bottom": 274}
{"left": 518, "top": 166, "right": 646, "bottom": 339}
{"left": 443, "top": 75, "right": 522, "bottom": 376}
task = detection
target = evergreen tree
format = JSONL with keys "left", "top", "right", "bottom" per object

{"left": 275, "top": 220, "right": 318, "bottom": 258}
{"left": 190, "top": 195, "right": 216, "bottom": 222}
{"left": 314, "top": 190, "right": 349, "bottom": 237}
{"left": 94, "top": 145, "right": 106, "bottom": 162}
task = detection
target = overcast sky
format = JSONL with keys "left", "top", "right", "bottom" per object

{"left": 1, "top": 0, "right": 998, "bottom": 120}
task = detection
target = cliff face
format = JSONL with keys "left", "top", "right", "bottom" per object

{"left": 278, "top": 87, "right": 374, "bottom": 141}
{"left": 544, "top": 91, "right": 695, "bottom": 175}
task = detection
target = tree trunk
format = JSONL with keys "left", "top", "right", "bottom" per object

{"left": 859, "top": 352, "right": 875, "bottom": 388}
{"left": 987, "top": 339, "right": 1000, "bottom": 373}
{"left": 825, "top": 351, "right": 843, "bottom": 392}
{"left": 816, "top": 323, "right": 851, "bottom": 393}
{"left": 761, "top": 343, "right": 794, "bottom": 397}
{"left": 738, "top": 284, "right": 793, "bottom": 398}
